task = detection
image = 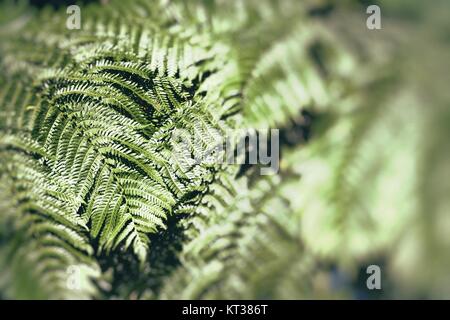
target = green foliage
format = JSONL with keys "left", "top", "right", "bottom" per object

{"left": 0, "top": 0, "right": 449, "bottom": 299}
